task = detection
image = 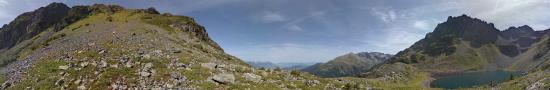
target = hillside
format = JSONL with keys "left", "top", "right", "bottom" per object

{"left": 371, "top": 15, "right": 550, "bottom": 89}
{"left": 391, "top": 15, "right": 550, "bottom": 74}
{"left": 302, "top": 52, "right": 392, "bottom": 77}
{"left": 0, "top": 3, "right": 374, "bottom": 90}
{"left": 0, "top": 3, "right": 547, "bottom": 90}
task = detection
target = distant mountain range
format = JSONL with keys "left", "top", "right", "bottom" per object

{"left": 301, "top": 52, "right": 392, "bottom": 77}
{"left": 245, "top": 61, "right": 315, "bottom": 70}
{"left": 245, "top": 61, "right": 278, "bottom": 69}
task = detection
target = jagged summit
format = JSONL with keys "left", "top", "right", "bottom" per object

{"left": 507, "top": 25, "right": 534, "bottom": 31}
{"left": 446, "top": 14, "right": 492, "bottom": 25}
{"left": 501, "top": 25, "right": 537, "bottom": 39}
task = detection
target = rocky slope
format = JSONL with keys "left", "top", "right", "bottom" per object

{"left": 0, "top": 3, "right": 374, "bottom": 90}
{"left": 0, "top": 3, "right": 71, "bottom": 67}
{"left": 302, "top": 52, "right": 392, "bottom": 77}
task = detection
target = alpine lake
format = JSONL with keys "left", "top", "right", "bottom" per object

{"left": 430, "top": 70, "right": 523, "bottom": 89}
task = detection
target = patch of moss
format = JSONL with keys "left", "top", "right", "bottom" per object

{"left": 365, "top": 63, "right": 434, "bottom": 90}
{"left": 92, "top": 67, "right": 138, "bottom": 89}
{"left": 140, "top": 14, "right": 194, "bottom": 34}
{"left": 41, "top": 33, "right": 66, "bottom": 46}
{"left": 0, "top": 75, "right": 5, "bottom": 84}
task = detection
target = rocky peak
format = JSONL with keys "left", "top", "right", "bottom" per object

{"left": 430, "top": 14, "right": 499, "bottom": 48}
{"left": 43, "top": 2, "right": 70, "bottom": 10}
{"left": 0, "top": 2, "right": 70, "bottom": 50}
{"left": 517, "top": 25, "right": 534, "bottom": 32}
{"left": 501, "top": 25, "right": 536, "bottom": 39}
{"left": 356, "top": 52, "right": 392, "bottom": 61}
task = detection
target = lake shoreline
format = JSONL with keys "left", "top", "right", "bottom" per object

{"left": 429, "top": 70, "right": 523, "bottom": 89}
{"left": 430, "top": 69, "right": 519, "bottom": 77}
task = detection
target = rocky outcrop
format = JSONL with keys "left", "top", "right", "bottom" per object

{"left": 244, "top": 73, "right": 262, "bottom": 82}
{"left": 211, "top": 73, "right": 235, "bottom": 84}
{"left": 0, "top": 2, "right": 69, "bottom": 50}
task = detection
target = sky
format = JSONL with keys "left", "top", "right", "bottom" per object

{"left": 1, "top": 0, "right": 550, "bottom": 63}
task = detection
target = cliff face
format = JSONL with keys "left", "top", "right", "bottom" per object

{"left": 0, "top": 3, "right": 70, "bottom": 50}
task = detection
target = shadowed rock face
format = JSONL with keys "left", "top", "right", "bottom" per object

{"left": 406, "top": 15, "right": 501, "bottom": 57}
{"left": 0, "top": 3, "right": 70, "bottom": 50}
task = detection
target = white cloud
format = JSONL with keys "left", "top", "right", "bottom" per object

{"left": 310, "top": 11, "right": 326, "bottom": 16}
{"left": 451, "top": 0, "right": 550, "bottom": 30}
{"left": 0, "top": 0, "right": 8, "bottom": 7}
{"left": 287, "top": 25, "right": 304, "bottom": 31}
{"left": 261, "top": 11, "right": 287, "bottom": 23}
{"left": 371, "top": 8, "right": 399, "bottom": 23}
{"left": 413, "top": 20, "right": 429, "bottom": 30}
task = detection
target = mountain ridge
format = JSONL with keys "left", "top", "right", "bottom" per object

{"left": 302, "top": 52, "right": 392, "bottom": 77}
{"left": 0, "top": 3, "right": 376, "bottom": 90}
{"left": 391, "top": 14, "right": 549, "bottom": 74}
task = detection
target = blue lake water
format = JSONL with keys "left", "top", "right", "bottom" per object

{"left": 430, "top": 70, "right": 522, "bottom": 89}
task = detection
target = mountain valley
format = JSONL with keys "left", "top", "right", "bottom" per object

{"left": 0, "top": 2, "right": 548, "bottom": 90}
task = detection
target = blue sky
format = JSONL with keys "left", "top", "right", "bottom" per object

{"left": 1, "top": 0, "right": 550, "bottom": 63}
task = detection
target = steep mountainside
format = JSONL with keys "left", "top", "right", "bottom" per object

{"left": 392, "top": 15, "right": 550, "bottom": 74}
{"left": 0, "top": 3, "right": 374, "bottom": 90}
{"left": 364, "top": 15, "right": 550, "bottom": 89}
{"left": 0, "top": 3, "right": 73, "bottom": 66}
{"left": 302, "top": 52, "right": 392, "bottom": 77}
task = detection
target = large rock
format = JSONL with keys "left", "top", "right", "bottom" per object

{"left": 201, "top": 63, "right": 217, "bottom": 70}
{"left": 80, "top": 62, "right": 89, "bottom": 67}
{"left": 211, "top": 73, "right": 235, "bottom": 84}
{"left": 244, "top": 73, "right": 262, "bottom": 83}
{"left": 140, "top": 72, "right": 151, "bottom": 77}
{"left": 144, "top": 63, "right": 153, "bottom": 70}
{"left": 58, "top": 65, "right": 69, "bottom": 70}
